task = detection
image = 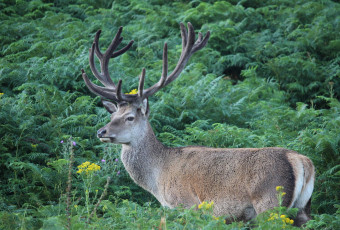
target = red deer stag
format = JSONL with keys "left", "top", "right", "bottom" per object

{"left": 81, "top": 22, "right": 314, "bottom": 226}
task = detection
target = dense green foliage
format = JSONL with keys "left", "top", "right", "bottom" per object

{"left": 0, "top": 0, "right": 339, "bottom": 229}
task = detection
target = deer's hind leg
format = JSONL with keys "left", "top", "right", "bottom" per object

{"left": 222, "top": 205, "right": 257, "bottom": 224}
{"left": 293, "top": 198, "right": 312, "bottom": 227}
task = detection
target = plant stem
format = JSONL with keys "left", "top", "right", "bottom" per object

{"left": 66, "top": 140, "right": 74, "bottom": 230}
{"left": 89, "top": 176, "right": 111, "bottom": 220}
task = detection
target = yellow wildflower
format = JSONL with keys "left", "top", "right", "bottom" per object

{"left": 282, "top": 192, "right": 286, "bottom": 196}
{"left": 206, "top": 202, "right": 212, "bottom": 209}
{"left": 77, "top": 161, "right": 101, "bottom": 174}
{"left": 276, "top": 186, "right": 283, "bottom": 191}
{"left": 198, "top": 201, "right": 214, "bottom": 210}
{"left": 267, "top": 212, "right": 294, "bottom": 225}
{"left": 126, "top": 89, "right": 138, "bottom": 95}
{"left": 198, "top": 201, "right": 206, "bottom": 209}
{"left": 268, "top": 213, "right": 278, "bottom": 221}
{"left": 212, "top": 216, "right": 219, "bottom": 220}
{"left": 74, "top": 205, "right": 78, "bottom": 208}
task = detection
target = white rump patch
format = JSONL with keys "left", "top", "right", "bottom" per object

{"left": 289, "top": 159, "right": 304, "bottom": 208}
{"left": 295, "top": 173, "right": 314, "bottom": 208}
{"left": 289, "top": 156, "right": 314, "bottom": 209}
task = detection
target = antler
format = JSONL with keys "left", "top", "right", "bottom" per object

{"left": 141, "top": 22, "right": 210, "bottom": 99}
{"left": 81, "top": 22, "right": 210, "bottom": 103}
{"left": 81, "top": 27, "right": 134, "bottom": 101}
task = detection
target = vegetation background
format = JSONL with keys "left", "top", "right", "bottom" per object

{"left": 0, "top": 0, "right": 339, "bottom": 229}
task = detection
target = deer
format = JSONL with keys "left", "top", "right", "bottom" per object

{"left": 80, "top": 22, "right": 315, "bottom": 226}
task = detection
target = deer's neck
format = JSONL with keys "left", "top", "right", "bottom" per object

{"left": 120, "top": 122, "right": 166, "bottom": 196}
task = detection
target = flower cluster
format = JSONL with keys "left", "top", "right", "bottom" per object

{"left": 59, "top": 139, "right": 76, "bottom": 146}
{"left": 267, "top": 213, "right": 294, "bottom": 225}
{"left": 125, "top": 89, "right": 138, "bottom": 95}
{"left": 276, "top": 186, "right": 283, "bottom": 192}
{"left": 77, "top": 161, "right": 101, "bottom": 174}
{"left": 276, "top": 185, "right": 287, "bottom": 207}
{"left": 276, "top": 185, "right": 286, "bottom": 196}
{"left": 198, "top": 201, "right": 214, "bottom": 210}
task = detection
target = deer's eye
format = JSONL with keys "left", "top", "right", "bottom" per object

{"left": 126, "top": 116, "right": 134, "bottom": 121}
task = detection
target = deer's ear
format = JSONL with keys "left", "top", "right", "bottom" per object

{"left": 102, "top": 100, "right": 117, "bottom": 114}
{"left": 140, "top": 98, "right": 149, "bottom": 116}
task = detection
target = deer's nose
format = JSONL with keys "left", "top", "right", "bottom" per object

{"left": 97, "top": 129, "right": 107, "bottom": 138}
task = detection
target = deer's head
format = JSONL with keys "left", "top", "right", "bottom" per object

{"left": 95, "top": 99, "right": 149, "bottom": 144}
{"left": 81, "top": 23, "right": 210, "bottom": 144}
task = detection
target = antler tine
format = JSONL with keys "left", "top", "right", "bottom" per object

{"left": 175, "top": 22, "right": 195, "bottom": 66}
{"left": 89, "top": 42, "right": 112, "bottom": 87}
{"left": 81, "top": 69, "right": 118, "bottom": 100}
{"left": 192, "top": 30, "right": 210, "bottom": 53}
{"left": 141, "top": 22, "right": 210, "bottom": 99}
{"left": 98, "top": 27, "right": 133, "bottom": 82}
{"left": 106, "top": 27, "right": 123, "bottom": 55}
{"left": 90, "top": 29, "right": 121, "bottom": 87}
{"left": 82, "top": 26, "right": 135, "bottom": 102}
{"left": 164, "top": 22, "right": 195, "bottom": 85}
{"left": 101, "top": 27, "right": 124, "bottom": 81}
{"left": 180, "top": 23, "right": 188, "bottom": 55}
{"left": 94, "top": 30, "right": 103, "bottom": 59}
{"left": 140, "top": 43, "right": 168, "bottom": 99}
{"left": 198, "top": 32, "right": 203, "bottom": 41}
{"left": 112, "top": 40, "right": 134, "bottom": 58}
{"left": 115, "top": 78, "right": 140, "bottom": 103}
{"left": 138, "top": 68, "right": 146, "bottom": 97}
{"left": 116, "top": 80, "right": 124, "bottom": 102}
{"left": 161, "top": 43, "right": 168, "bottom": 86}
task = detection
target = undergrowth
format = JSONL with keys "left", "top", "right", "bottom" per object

{"left": 0, "top": 0, "right": 339, "bottom": 229}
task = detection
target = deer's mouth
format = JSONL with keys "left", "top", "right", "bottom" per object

{"left": 100, "top": 137, "right": 115, "bottom": 143}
